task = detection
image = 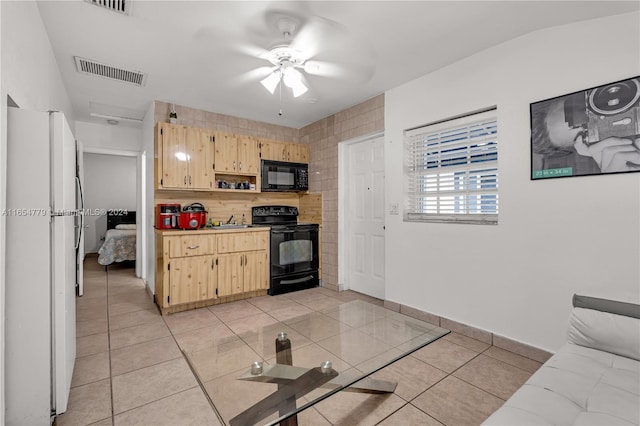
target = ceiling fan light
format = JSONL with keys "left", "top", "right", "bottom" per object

{"left": 282, "top": 67, "right": 302, "bottom": 86}
{"left": 260, "top": 71, "right": 281, "bottom": 94}
{"left": 291, "top": 81, "right": 308, "bottom": 97}
{"left": 282, "top": 68, "right": 307, "bottom": 97}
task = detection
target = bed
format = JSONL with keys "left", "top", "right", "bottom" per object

{"left": 98, "top": 211, "right": 137, "bottom": 266}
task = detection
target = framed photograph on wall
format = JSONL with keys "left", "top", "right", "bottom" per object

{"left": 530, "top": 76, "right": 640, "bottom": 179}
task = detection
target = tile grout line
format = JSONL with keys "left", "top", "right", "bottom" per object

{"left": 160, "top": 305, "right": 228, "bottom": 424}
{"left": 179, "top": 347, "right": 226, "bottom": 425}
{"left": 396, "top": 343, "right": 503, "bottom": 425}
{"left": 106, "top": 266, "right": 206, "bottom": 423}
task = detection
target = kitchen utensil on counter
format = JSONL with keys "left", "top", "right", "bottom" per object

{"left": 178, "top": 203, "right": 207, "bottom": 229}
{"left": 156, "top": 203, "right": 181, "bottom": 229}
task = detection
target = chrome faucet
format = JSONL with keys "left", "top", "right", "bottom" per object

{"left": 226, "top": 214, "right": 234, "bottom": 224}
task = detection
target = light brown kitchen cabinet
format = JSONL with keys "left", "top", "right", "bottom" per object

{"left": 260, "top": 139, "right": 309, "bottom": 163}
{"left": 243, "top": 251, "right": 269, "bottom": 292}
{"left": 156, "top": 123, "right": 214, "bottom": 190}
{"left": 155, "top": 228, "right": 270, "bottom": 314}
{"left": 215, "top": 132, "right": 259, "bottom": 175}
{"left": 238, "top": 134, "right": 260, "bottom": 175}
{"left": 287, "top": 142, "right": 309, "bottom": 163}
{"left": 259, "top": 139, "right": 287, "bottom": 162}
{"left": 187, "top": 127, "right": 216, "bottom": 189}
{"left": 217, "top": 230, "right": 269, "bottom": 296}
{"left": 160, "top": 234, "right": 217, "bottom": 307}
{"left": 169, "top": 255, "right": 217, "bottom": 305}
{"left": 217, "top": 252, "right": 268, "bottom": 296}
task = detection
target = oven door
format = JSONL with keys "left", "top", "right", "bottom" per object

{"left": 270, "top": 225, "right": 319, "bottom": 277}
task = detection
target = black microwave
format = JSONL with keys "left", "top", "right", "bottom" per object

{"left": 261, "top": 160, "right": 309, "bottom": 192}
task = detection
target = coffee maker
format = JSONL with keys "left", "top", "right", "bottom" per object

{"left": 155, "top": 204, "right": 180, "bottom": 229}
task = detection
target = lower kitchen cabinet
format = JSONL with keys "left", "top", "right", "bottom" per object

{"left": 169, "top": 255, "right": 217, "bottom": 305}
{"left": 243, "top": 251, "right": 269, "bottom": 292}
{"left": 217, "top": 230, "right": 269, "bottom": 296}
{"left": 155, "top": 228, "right": 270, "bottom": 314}
{"left": 217, "top": 251, "right": 268, "bottom": 296}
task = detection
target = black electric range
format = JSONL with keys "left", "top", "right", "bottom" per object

{"left": 252, "top": 206, "right": 319, "bottom": 295}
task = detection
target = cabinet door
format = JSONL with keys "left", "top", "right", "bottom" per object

{"left": 161, "top": 124, "right": 188, "bottom": 188}
{"left": 259, "top": 139, "right": 286, "bottom": 161}
{"left": 169, "top": 256, "right": 214, "bottom": 305}
{"left": 237, "top": 135, "right": 259, "bottom": 175}
{"left": 243, "top": 251, "right": 269, "bottom": 292}
{"left": 288, "top": 143, "right": 309, "bottom": 164}
{"left": 214, "top": 132, "right": 238, "bottom": 173}
{"left": 217, "top": 254, "right": 243, "bottom": 296}
{"left": 186, "top": 127, "right": 215, "bottom": 189}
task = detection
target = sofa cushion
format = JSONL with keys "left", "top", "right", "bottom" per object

{"left": 568, "top": 307, "right": 640, "bottom": 361}
{"left": 483, "top": 343, "right": 640, "bottom": 425}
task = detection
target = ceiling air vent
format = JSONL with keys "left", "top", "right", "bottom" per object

{"left": 74, "top": 56, "right": 147, "bottom": 86}
{"left": 84, "top": 0, "right": 131, "bottom": 15}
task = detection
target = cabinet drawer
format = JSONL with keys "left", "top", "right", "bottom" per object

{"left": 168, "top": 235, "right": 216, "bottom": 257}
{"left": 217, "top": 231, "right": 268, "bottom": 253}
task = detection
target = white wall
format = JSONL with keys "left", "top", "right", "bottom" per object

{"left": 83, "top": 153, "right": 137, "bottom": 253}
{"left": 0, "top": 2, "right": 74, "bottom": 119}
{"left": 76, "top": 121, "right": 142, "bottom": 151}
{"left": 142, "top": 102, "right": 155, "bottom": 292}
{"left": 1, "top": 2, "right": 75, "bottom": 421}
{"left": 384, "top": 11, "right": 640, "bottom": 353}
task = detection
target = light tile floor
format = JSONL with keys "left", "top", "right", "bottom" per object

{"left": 55, "top": 257, "right": 542, "bottom": 426}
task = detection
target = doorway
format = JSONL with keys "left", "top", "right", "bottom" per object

{"left": 81, "top": 148, "right": 143, "bottom": 279}
{"left": 339, "top": 133, "right": 385, "bottom": 299}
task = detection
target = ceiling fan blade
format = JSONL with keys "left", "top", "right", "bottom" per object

{"left": 287, "top": 17, "right": 333, "bottom": 60}
{"left": 288, "top": 14, "right": 376, "bottom": 84}
{"left": 303, "top": 60, "right": 343, "bottom": 78}
{"left": 302, "top": 58, "right": 374, "bottom": 85}
{"left": 228, "top": 66, "right": 276, "bottom": 87}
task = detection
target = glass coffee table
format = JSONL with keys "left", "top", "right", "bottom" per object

{"left": 184, "top": 299, "right": 449, "bottom": 426}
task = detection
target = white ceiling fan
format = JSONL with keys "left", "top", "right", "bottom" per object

{"left": 240, "top": 11, "right": 375, "bottom": 101}
{"left": 259, "top": 18, "right": 311, "bottom": 98}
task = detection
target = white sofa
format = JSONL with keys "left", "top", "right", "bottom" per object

{"left": 483, "top": 294, "right": 640, "bottom": 425}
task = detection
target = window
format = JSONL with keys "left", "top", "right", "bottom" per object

{"left": 404, "top": 109, "right": 498, "bottom": 224}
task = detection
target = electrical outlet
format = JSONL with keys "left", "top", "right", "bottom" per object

{"left": 389, "top": 203, "right": 399, "bottom": 215}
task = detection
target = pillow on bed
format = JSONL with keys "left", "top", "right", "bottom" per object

{"left": 115, "top": 224, "right": 136, "bottom": 230}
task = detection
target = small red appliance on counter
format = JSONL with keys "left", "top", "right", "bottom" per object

{"left": 155, "top": 203, "right": 180, "bottom": 229}
{"left": 178, "top": 203, "right": 208, "bottom": 229}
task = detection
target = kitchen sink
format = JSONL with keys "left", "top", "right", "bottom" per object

{"left": 211, "top": 224, "right": 261, "bottom": 229}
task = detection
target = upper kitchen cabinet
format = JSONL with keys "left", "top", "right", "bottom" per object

{"left": 215, "top": 132, "right": 259, "bottom": 176}
{"left": 156, "top": 123, "right": 215, "bottom": 190}
{"left": 260, "top": 139, "right": 309, "bottom": 163}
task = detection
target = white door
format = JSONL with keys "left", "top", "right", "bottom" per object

{"left": 51, "top": 112, "right": 77, "bottom": 414}
{"left": 76, "top": 140, "right": 85, "bottom": 296}
{"left": 346, "top": 136, "right": 385, "bottom": 299}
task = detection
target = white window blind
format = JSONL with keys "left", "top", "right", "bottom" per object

{"left": 404, "top": 109, "right": 498, "bottom": 224}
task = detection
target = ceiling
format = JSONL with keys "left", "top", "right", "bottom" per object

{"left": 37, "top": 1, "right": 639, "bottom": 129}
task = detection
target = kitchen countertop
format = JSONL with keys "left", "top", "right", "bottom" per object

{"left": 154, "top": 225, "right": 271, "bottom": 235}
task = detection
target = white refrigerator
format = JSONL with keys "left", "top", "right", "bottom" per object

{"left": 6, "top": 108, "right": 81, "bottom": 424}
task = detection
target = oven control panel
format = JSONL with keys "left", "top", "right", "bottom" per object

{"left": 252, "top": 206, "right": 298, "bottom": 217}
